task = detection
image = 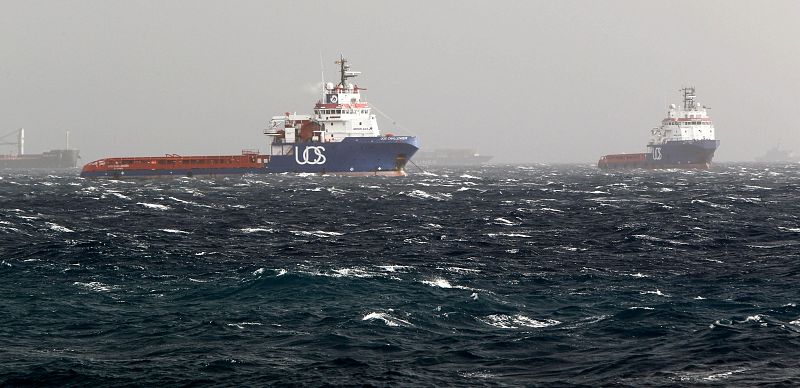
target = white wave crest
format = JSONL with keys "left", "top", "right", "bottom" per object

{"left": 541, "top": 207, "right": 564, "bottom": 213}
{"left": 227, "top": 322, "right": 263, "bottom": 329}
{"left": 137, "top": 202, "right": 171, "bottom": 211}
{"left": 480, "top": 314, "right": 560, "bottom": 329}
{"left": 459, "top": 174, "right": 481, "bottom": 179}
{"left": 724, "top": 196, "right": 762, "bottom": 203}
{"left": 423, "top": 278, "right": 453, "bottom": 288}
{"left": 46, "top": 222, "right": 74, "bottom": 233}
{"left": 290, "top": 230, "right": 343, "bottom": 238}
{"left": 690, "top": 199, "right": 730, "bottom": 209}
{"left": 109, "top": 192, "right": 131, "bottom": 200}
{"left": 73, "top": 281, "right": 115, "bottom": 292}
{"left": 459, "top": 371, "right": 495, "bottom": 379}
{"left": 332, "top": 267, "right": 374, "bottom": 278}
{"left": 362, "top": 312, "right": 412, "bottom": 327}
{"left": 442, "top": 266, "right": 481, "bottom": 274}
{"left": 743, "top": 314, "right": 763, "bottom": 323}
{"left": 160, "top": 229, "right": 190, "bottom": 234}
{"left": 487, "top": 232, "right": 532, "bottom": 238}
{"left": 640, "top": 288, "right": 670, "bottom": 297}
{"left": 240, "top": 228, "right": 275, "bottom": 234}
{"left": 422, "top": 277, "right": 482, "bottom": 292}
{"left": 375, "top": 265, "right": 413, "bottom": 272}
{"left": 404, "top": 190, "right": 452, "bottom": 201}
{"left": 702, "top": 368, "right": 748, "bottom": 381}
{"left": 493, "top": 217, "right": 518, "bottom": 226}
{"left": 633, "top": 234, "right": 688, "bottom": 246}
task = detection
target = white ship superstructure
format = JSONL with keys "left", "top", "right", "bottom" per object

{"left": 649, "top": 87, "right": 716, "bottom": 146}
{"left": 265, "top": 57, "right": 380, "bottom": 148}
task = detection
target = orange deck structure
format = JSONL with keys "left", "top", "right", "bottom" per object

{"left": 597, "top": 153, "right": 647, "bottom": 168}
{"left": 81, "top": 151, "right": 270, "bottom": 178}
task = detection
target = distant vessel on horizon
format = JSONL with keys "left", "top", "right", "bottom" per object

{"left": 754, "top": 144, "right": 799, "bottom": 163}
{"left": 413, "top": 148, "right": 492, "bottom": 167}
{"left": 598, "top": 87, "right": 720, "bottom": 169}
{"left": 0, "top": 128, "right": 80, "bottom": 169}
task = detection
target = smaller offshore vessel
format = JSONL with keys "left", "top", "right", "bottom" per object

{"left": 598, "top": 87, "right": 720, "bottom": 169}
{"left": 81, "top": 57, "right": 419, "bottom": 178}
{"left": 413, "top": 148, "right": 492, "bottom": 167}
{"left": 0, "top": 128, "right": 80, "bottom": 169}
{"left": 754, "top": 144, "right": 799, "bottom": 163}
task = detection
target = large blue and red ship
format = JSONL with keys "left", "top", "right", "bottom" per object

{"left": 81, "top": 57, "right": 419, "bottom": 178}
{"left": 598, "top": 87, "right": 720, "bottom": 169}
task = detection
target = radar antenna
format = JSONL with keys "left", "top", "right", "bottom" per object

{"left": 335, "top": 55, "right": 361, "bottom": 87}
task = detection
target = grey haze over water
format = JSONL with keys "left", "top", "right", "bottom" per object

{"left": 1, "top": 0, "right": 798, "bottom": 163}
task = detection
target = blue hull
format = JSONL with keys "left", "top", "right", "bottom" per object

{"left": 265, "top": 136, "right": 419, "bottom": 174}
{"left": 80, "top": 136, "right": 419, "bottom": 178}
{"left": 645, "top": 139, "right": 720, "bottom": 167}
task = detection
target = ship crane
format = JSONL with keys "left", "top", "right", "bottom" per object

{"left": 0, "top": 128, "right": 24, "bottom": 155}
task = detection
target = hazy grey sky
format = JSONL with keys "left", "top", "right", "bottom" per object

{"left": 1, "top": 1, "right": 798, "bottom": 163}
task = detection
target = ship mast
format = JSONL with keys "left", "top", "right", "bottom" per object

{"left": 681, "top": 86, "right": 697, "bottom": 110}
{"left": 335, "top": 55, "right": 361, "bottom": 87}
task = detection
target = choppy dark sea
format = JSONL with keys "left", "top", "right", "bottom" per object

{"left": 1, "top": 164, "right": 800, "bottom": 387}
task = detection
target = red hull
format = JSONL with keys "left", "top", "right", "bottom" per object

{"left": 597, "top": 153, "right": 710, "bottom": 169}
{"left": 82, "top": 153, "right": 269, "bottom": 174}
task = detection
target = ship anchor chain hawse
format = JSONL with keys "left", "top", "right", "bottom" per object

{"left": 80, "top": 56, "right": 420, "bottom": 178}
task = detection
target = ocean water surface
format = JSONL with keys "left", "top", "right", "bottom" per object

{"left": 1, "top": 164, "right": 799, "bottom": 386}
